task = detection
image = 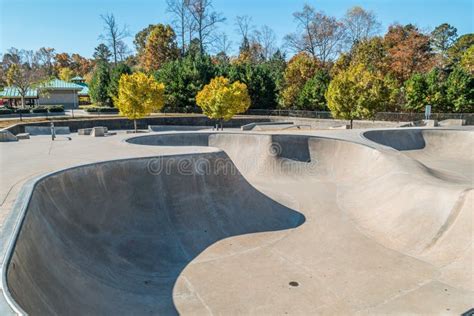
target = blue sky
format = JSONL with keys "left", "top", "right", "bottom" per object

{"left": 1, "top": 0, "right": 472, "bottom": 57}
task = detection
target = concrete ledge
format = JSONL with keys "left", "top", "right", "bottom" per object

{"left": 78, "top": 128, "right": 92, "bottom": 135}
{"left": 16, "top": 133, "right": 30, "bottom": 140}
{"left": 438, "top": 119, "right": 466, "bottom": 127}
{"left": 0, "top": 130, "right": 17, "bottom": 142}
{"left": 79, "top": 127, "right": 108, "bottom": 136}
{"left": 423, "top": 120, "right": 439, "bottom": 127}
{"left": 90, "top": 127, "right": 107, "bottom": 137}
{"left": 241, "top": 121, "right": 294, "bottom": 131}
{"left": 25, "top": 126, "right": 70, "bottom": 135}
{"left": 148, "top": 125, "right": 211, "bottom": 132}
{"left": 329, "top": 125, "right": 350, "bottom": 130}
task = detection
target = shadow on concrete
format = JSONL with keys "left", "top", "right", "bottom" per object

{"left": 363, "top": 129, "right": 426, "bottom": 151}
{"left": 6, "top": 152, "right": 305, "bottom": 315}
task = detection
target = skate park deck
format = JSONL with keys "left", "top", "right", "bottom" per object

{"left": 0, "top": 128, "right": 472, "bottom": 315}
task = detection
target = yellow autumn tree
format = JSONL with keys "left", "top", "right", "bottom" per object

{"left": 280, "top": 52, "right": 321, "bottom": 108}
{"left": 59, "top": 67, "right": 75, "bottom": 81}
{"left": 114, "top": 72, "right": 165, "bottom": 132}
{"left": 196, "top": 76, "right": 251, "bottom": 130}
{"left": 326, "top": 63, "right": 388, "bottom": 128}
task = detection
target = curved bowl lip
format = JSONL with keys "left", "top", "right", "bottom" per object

{"left": 360, "top": 127, "right": 474, "bottom": 152}
{"left": 123, "top": 130, "right": 381, "bottom": 150}
{"left": 0, "top": 131, "right": 380, "bottom": 315}
{"left": 360, "top": 127, "right": 472, "bottom": 143}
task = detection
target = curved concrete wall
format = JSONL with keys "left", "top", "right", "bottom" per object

{"left": 363, "top": 129, "right": 473, "bottom": 153}
{"left": 128, "top": 133, "right": 472, "bottom": 258}
{"left": 6, "top": 152, "right": 304, "bottom": 314}
{"left": 363, "top": 129, "right": 474, "bottom": 180}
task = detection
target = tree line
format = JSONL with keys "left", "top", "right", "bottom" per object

{"left": 1, "top": 0, "right": 473, "bottom": 117}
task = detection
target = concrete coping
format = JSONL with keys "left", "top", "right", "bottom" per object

{"left": 241, "top": 121, "right": 294, "bottom": 131}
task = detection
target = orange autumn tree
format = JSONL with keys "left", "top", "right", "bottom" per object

{"left": 142, "top": 24, "right": 179, "bottom": 72}
{"left": 384, "top": 24, "right": 434, "bottom": 82}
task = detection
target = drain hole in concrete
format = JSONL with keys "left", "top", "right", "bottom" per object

{"left": 289, "top": 281, "right": 299, "bottom": 287}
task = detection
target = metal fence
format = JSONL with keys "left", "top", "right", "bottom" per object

{"left": 373, "top": 112, "right": 474, "bottom": 123}
{"left": 245, "top": 109, "right": 474, "bottom": 123}
{"left": 245, "top": 109, "right": 333, "bottom": 119}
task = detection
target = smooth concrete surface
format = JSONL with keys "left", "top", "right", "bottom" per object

{"left": 0, "top": 128, "right": 472, "bottom": 315}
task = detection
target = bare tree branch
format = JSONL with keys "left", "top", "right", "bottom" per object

{"left": 253, "top": 25, "right": 277, "bottom": 60}
{"left": 167, "top": 0, "right": 193, "bottom": 55}
{"left": 212, "top": 31, "right": 233, "bottom": 56}
{"left": 344, "top": 6, "right": 381, "bottom": 46}
{"left": 235, "top": 15, "right": 254, "bottom": 44}
{"left": 187, "top": 0, "right": 226, "bottom": 54}
{"left": 99, "top": 13, "right": 130, "bottom": 64}
{"left": 285, "top": 5, "right": 346, "bottom": 65}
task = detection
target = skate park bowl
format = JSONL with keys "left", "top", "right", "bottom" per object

{"left": 3, "top": 130, "right": 473, "bottom": 314}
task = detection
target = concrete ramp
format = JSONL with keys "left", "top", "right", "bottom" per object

{"left": 363, "top": 129, "right": 474, "bottom": 180}
{"left": 6, "top": 152, "right": 303, "bottom": 315}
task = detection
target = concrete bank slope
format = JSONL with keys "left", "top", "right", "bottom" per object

{"left": 3, "top": 129, "right": 473, "bottom": 315}
{"left": 364, "top": 128, "right": 474, "bottom": 181}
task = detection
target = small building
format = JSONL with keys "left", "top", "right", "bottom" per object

{"left": 0, "top": 79, "right": 84, "bottom": 109}
{"left": 0, "top": 88, "right": 38, "bottom": 107}
{"left": 71, "top": 76, "right": 91, "bottom": 105}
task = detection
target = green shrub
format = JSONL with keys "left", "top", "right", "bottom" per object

{"left": 99, "top": 107, "right": 119, "bottom": 113}
{"left": 31, "top": 106, "right": 48, "bottom": 113}
{"left": 47, "top": 105, "right": 65, "bottom": 113}
{"left": 84, "top": 106, "right": 99, "bottom": 113}
{"left": 0, "top": 108, "right": 13, "bottom": 115}
{"left": 15, "top": 108, "right": 31, "bottom": 114}
{"left": 84, "top": 106, "right": 119, "bottom": 113}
